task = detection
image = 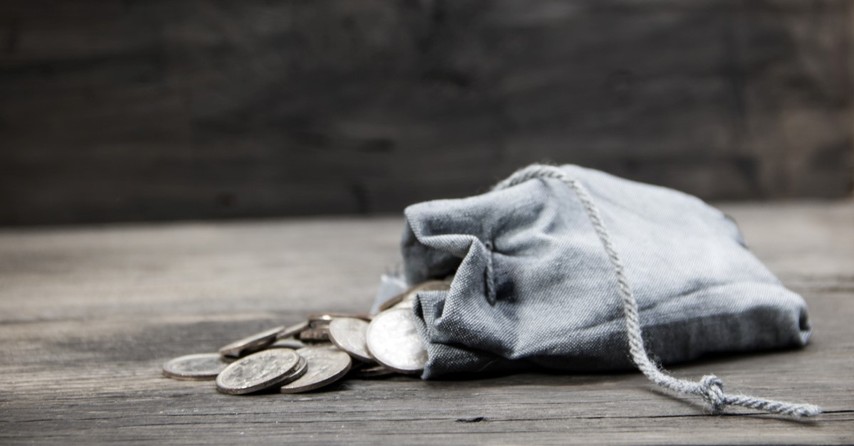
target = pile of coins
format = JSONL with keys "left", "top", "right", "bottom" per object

{"left": 162, "top": 280, "right": 450, "bottom": 394}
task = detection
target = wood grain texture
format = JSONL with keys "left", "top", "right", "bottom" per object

{"left": 0, "top": 0, "right": 852, "bottom": 225}
{"left": 0, "top": 201, "right": 852, "bottom": 444}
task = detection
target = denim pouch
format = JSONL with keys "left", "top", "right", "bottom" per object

{"left": 400, "top": 164, "right": 818, "bottom": 417}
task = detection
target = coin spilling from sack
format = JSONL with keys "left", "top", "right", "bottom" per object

{"left": 161, "top": 280, "right": 450, "bottom": 394}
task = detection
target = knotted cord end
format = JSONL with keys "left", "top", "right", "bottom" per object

{"left": 697, "top": 374, "right": 822, "bottom": 418}
{"left": 699, "top": 375, "right": 726, "bottom": 414}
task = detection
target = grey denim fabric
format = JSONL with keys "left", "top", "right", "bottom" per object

{"left": 402, "top": 165, "right": 811, "bottom": 379}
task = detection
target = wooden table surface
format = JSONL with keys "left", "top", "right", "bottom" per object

{"left": 1, "top": 202, "right": 852, "bottom": 445}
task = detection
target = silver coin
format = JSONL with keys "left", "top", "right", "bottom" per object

{"left": 269, "top": 339, "right": 306, "bottom": 350}
{"left": 219, "top": 325, "right": 285, "bottom": 359}
{"left": 280, "top": 346, "right": 352, "bottom": 394}
{"left": 379, "top": 280, "right": 451, "bottom": 312}
{"left": 215, "top": 348, "right": 302, "bottom": 395}
{"left": 328, "top": 317, "right": 372, "bottom": 362}
{"left": 297, "top": 326, "right": 330, "bottom": 343}
{"left": 366, "top": 309, "right": 427, "bottom": 374}
{"left": 276, "top": 321, "right": 309, "bottom": 340}
{"left": 162, "top": 353, "right": 227, "bottom": 381}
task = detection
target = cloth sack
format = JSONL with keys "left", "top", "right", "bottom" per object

{"left": 400, "top": 164, "right": 818, "bottom": 417}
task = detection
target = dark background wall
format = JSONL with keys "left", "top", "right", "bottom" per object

{"left": 0, "top": 0, "right": 851, "bottom": 226}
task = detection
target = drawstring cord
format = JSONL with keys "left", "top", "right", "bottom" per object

{"left": 493, "top": 164, "right": 821, "bottom": 418}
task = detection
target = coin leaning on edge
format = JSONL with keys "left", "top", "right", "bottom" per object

{"left": 328, "top": 317, "right": 373, "bottom": 362}
{"left": 365, "top": 308, "right": 428, "bottom": 374}
{"left": 218, "top": 325, "right": 285, "bottom": 359}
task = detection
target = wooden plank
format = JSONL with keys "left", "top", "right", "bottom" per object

{"left": 0, "top": 1, "right": 851, "bottom": 225}
{"left": 0, "top": 202, "right": 852, "bottom": 444}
